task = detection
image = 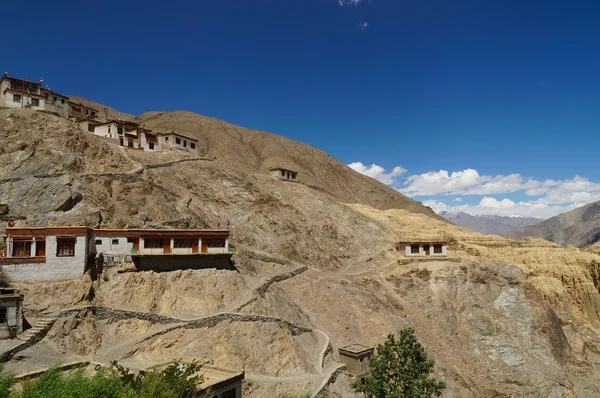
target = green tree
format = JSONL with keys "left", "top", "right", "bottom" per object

{"left": 112, "top": 360, "right": 210, "bottom": 398}
{"left": 17, "top": 368, "right": 135, "bottom": 398}
{"left": 352, "top": 328, "right": 446, "bottom": 398}
{"left": 0, "top": 365, "right": 15, "bottom": 398}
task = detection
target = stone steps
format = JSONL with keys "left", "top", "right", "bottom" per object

{"left": 16, "top": 313, "right": 59, "bottom": 342}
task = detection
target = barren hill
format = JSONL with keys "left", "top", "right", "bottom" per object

{"left": 2, "top": 108, "right": 600, "bottom": 397}
{"left": 137, "top": 110, "right": 441, "bottom": 217}
{"left": 505, "top": 200, "right": 600, "bottom": 247}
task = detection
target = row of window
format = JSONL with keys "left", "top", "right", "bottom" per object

{"left": 12, "top": 239, "right": 76, "bottom": 257}
{"left": 174, "top": 137, "right": 196, "bottom": 149}
{"left": 410, "top": 244, "right": 443, "bottom": 254}
{"left": 11, "top": 237, "right": 226, "bottom": 257}
{"left": 12, "top": 94, "right": 40, "bottom": 107}
{"left": 96, "top": 239, "right": 120, "bottom": 245}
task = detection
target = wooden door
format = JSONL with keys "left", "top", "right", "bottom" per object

{"left": 423, "top": 244, "right": 430, "bottom": 256}
{"left": 163, "top": 239, "right": 172, "bottom": 254}
{"left": 128, "top": 238, "right": 140, "bottom": 254}
{"left": 201, "top": 241, "right": 208, "bottom": 253}
{"left": 192, "top": 240, "right": 199, "bottom": 254}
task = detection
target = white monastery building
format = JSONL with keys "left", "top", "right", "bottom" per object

{"left": 400, "top": 241, "right": 447, "bottom": 257}
{"left": 1, "top": 227, "right": 233, "bottom": 281}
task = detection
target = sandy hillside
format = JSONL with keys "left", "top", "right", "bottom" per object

{"left": 1, "top": 107, "right": 600, "bottom": 397}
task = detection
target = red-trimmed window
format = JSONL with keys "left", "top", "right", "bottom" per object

{"left": 174, "top": 239, "right": 193, "bottom": 248}
{"left": 434, "top": 244, "right": 443, "bottom": 254}
{"left": 57, "top": 239, "right": 75, "bottom": 257}
{"left": 144, "top": 239, "right": 163, "bottom": 249}
{"left": 410, "top": 244, "right": 420, "bottom": 254}
{"left": 206, "top": 239, "right": 225, "bottom": 248}
{"left": 12, "top": 241, "right": 31, "bottom": 257}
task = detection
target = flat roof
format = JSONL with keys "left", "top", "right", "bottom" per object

{"left": 339, "top": 344, "right": 373, "bottom": 354}
{"left": 270, "top": 167, "right": 298, "bottom": 172}
{"left": 156, "top": 131, "right": 198, "bottom": 142}
{"left": 3, "top": 88, "right": 44, "bottom": 98}
{"left": 41, "top": 89, "right": 69, "bottom": 99}
{"left": 141, "top": 363, "right": 243, "bottom": 392}
{"left": 0, "top": 75, "right": 41, "bottom": 87}
{"left": 5, "top": 227, "right": 229, "bottom": 238}
{"left": 200, "top": 366, "right": 244, "bottom": 391}
{"left": 401, "top": 241, "right": 447, "bottom": 245}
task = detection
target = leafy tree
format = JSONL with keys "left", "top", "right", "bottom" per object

{"left": 0, "top": 361, "right": 209, "bottom": 398}
{"left": 112, "top": 360, "right": 210, "bottom": 398}
{"left": 17, "top": 368, "right": 135, "bottom": 398}
{"left": 352, "top": 328, "right": 446, "bottom": 398}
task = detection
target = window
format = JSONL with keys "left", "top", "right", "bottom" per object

{"left": 175, "top": 137, "right": 181, "bottom": 144}
{"left": 206, "top": 239, "right": 225, "bottom": 248}
{"left": 117, "top": 126, "right": 123, "bottom": 135}
{"left": 0, "top": 308, "right": 5, "bottom": 324}
{"left": 112, "top": 239, "right": 119, "bottom": 245}
{"left": 95, "top": 239, "right": 102, "bottom": 245}
{"left": 434, "top": 244, "right": 443, "bottom": 254}
{"left": 144, "top": 239, "right": 163, "bottom": 249}
{"left": 88, "top": 125, "right": 95, "bottom": 133}
{"left": 183, "top": 140, "right": 187, "bottom": 147}
{"left": 31, "top": 98, "right": 39, "bottom": 107}
{"left": 108, "top": 127, "right": 111, "bottom": 134}
{"left": 174, "top": 239, "right": 193, "bottom": 248}
{"left": 190, "top": 142, "right": 196, "bottom": 149}
{"left": 410, "top": 244, "right": 420, "bottom": 254}
{"left": 61, "top": 99, "right": 65, "bottom": 104}
{"left": 149, "top": 142, "right": 154, "bottom": 150}
{"left": 165, "top": 137, "right": 169, "bottom": 141}
{"left": 54, "top": 96, "right": 57, "bottom": 102}
{"left": 12, "top": 94, "right": 21, "bottom": 103}
{"left": 12, "top": 241, "right": 31, "bottom": 257}
{"left": 57, "top": 239, "right": 75, "bottom": 257}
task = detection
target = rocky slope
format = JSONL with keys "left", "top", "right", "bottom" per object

{"left": 2, "top": 108, "right": 600, "bottom": 397}
{"left": 505, "top": 200, "right": 600, "bottom": 247}
{"left": 442, "top": 211, "right": 542, "bottom": 235}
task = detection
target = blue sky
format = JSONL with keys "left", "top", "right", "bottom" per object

{"left": 2, "top": 0, "right": 599, "bottom": 218}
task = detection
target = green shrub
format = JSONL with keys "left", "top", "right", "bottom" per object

{"left": 352, "top": 328, "right": 446, "bottom": 398}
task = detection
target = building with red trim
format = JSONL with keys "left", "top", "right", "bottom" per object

{"left": 0, "top": 75, "right": 69, "bottom": 117}
{"left": 1, "top": 227, "right": 233, "bottom": 281}
{"left": 399, "top": 241, "right": 447, "bottom": 257}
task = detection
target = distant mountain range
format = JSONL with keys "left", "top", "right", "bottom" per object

{"left": 504, "top": 200, "right": 600, "bottom": 247}
{"left": 441, "top": 211, "right": 543, "bottom": 235}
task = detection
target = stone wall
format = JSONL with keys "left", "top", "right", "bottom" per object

{"left": 132, "top": 254, "right": 234, "bottom": 272}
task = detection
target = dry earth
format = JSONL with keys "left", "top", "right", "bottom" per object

{"left": 1, "top": 108, "right": 600, "bottom": 397}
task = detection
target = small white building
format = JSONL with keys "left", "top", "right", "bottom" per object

{"left": 1, "top": 227, "right": 95, "bottom": 282}
{"left": 0, "top": 288, "right": 24, "bottom": 339}
{"left": 139, "top": 130, "right": 161, "bottom": 151}
{"left": 41, "top": 89, "right": 69, "bottom": 118}
{"left": 270, "top": 168, "right": 298, "bottom": 182}
{"left": 0, "top": 76, "right": 70, "bottom": 117}
{"left": 158, "top": 132, "right": 198, "bottom": 154}
{"left": 0, "top": 76, "right": 45, "bottom": 111}
{"left": 1, "top": 227, "right": 234, "bottom": 281}
{"left": 400, "top": 241, "right": 447, "bottom": 257}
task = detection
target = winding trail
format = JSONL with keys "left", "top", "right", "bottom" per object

{"left": 1, "top": 257, "right": 344, "bottom": 397}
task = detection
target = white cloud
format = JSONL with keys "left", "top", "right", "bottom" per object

{"left": 348, "top": 162, "right": 406, "bottom": 185}
{"left": 338, "top": 0, "right": 362, "bottom": 5}
{"left": 350, "top": 163, "right": 600, "bottom": 218}
{"left": 423, "top": 198, "right": 584, "bottom": 219}
{"left": 400, "top": 169, "right": 542, "bottom": 196}
{"left": 358, "top": 21, "right": 369, "bottom": 30}
{"left": 401, "top": 169, "right": 600, "bottom": 205}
